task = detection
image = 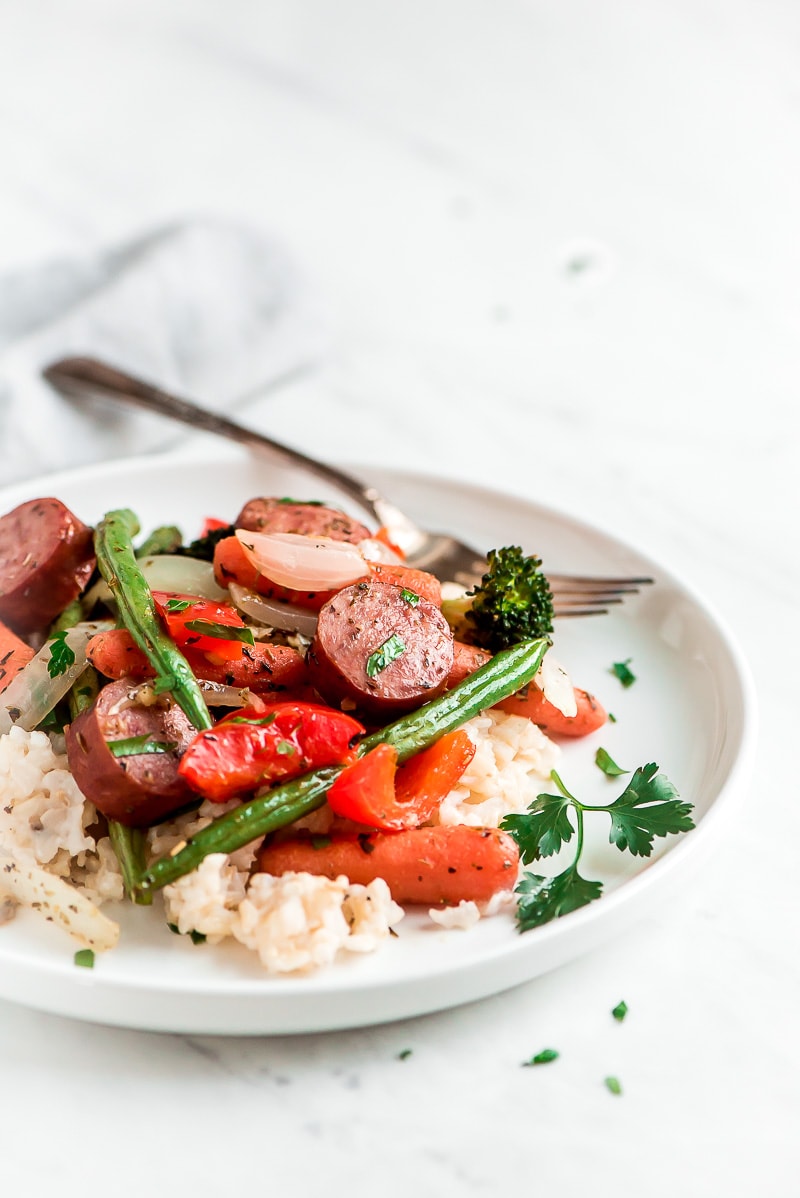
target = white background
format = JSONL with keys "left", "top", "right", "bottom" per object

{"left": 0, "top": 3, "right": 798, "bottom": 1195}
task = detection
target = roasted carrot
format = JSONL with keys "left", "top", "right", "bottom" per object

{"left": 257, "top": 824, "right": 519, "bottom": 905}
{"left": 86, "top": 627, "right": 310, "bottom": 694}
{"left": 447, "top": 641, "right": 492, "bottom": 687}
{"left": 369, "top": 563, "right": 442, "bottom": 606}
{"left": 446, "top": 641, "right": 606, "bottom": 736}
{"left": 0, "top": 618, "right": 34, "bottom": 693}
{"left": 497, "top": 685, "right": 607, "bottom": 736}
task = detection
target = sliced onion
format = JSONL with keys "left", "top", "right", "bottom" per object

{"left": 197, "top": 679, "right": 261, "bottom": 708}
{"left": 84, "top": 555, "right": 228, "bottom": 611}
{"left": 535, "top": 652, "right": 578, "bottom": 718}
{"left": 235, "top": 529, "right": 368, "bottom": 592}
{"left": 228, "top": 582, "right": 319, "bottom": 638}
{"left": 0, "top": 621, "right": 113, "bottom": 735}
{"left": 357, "top": 538, "right": 404, "bottom": 565}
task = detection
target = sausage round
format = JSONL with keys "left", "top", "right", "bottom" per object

{"left": 65, "top": 679, "right": 196, "bottom": 827}
{"left": 235, "top": 497, "right": 372, "bottom": 544}
{"left": 0, "top": 498, "right": 95, "bottom": 635}
{"left": 307, "top": 579, "right": 454, "bottom": 719}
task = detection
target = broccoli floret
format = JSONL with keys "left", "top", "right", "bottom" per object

{"left": 442, "top": 546, "right": 554, "bottom": 652}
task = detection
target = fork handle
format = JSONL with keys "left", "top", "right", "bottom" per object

{"left": 43, "top": 356, "right": 420, "bottom": 548}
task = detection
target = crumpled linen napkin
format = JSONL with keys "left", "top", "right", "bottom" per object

{"left": 0, "top": 217, "right": 328, "bottom": 486}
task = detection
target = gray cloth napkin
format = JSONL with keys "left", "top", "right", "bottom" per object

{"left": 0, "top": 217, "right": 328, "bottom": 486}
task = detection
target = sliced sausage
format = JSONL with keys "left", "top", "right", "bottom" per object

{"left": 0, "top": 498, "right": 95, "bottom": 635}
{"left": 235, "top": 497, "right": 372, "bottom": 544}
{"left": 65, "top": 679, "right": 196, "bottom": 827}
{"left": 307, "top": 579, "right": 454, "bottom": 719}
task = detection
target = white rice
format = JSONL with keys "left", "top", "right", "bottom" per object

{"left": 0, "top": 727, "right": 123, "bottom": 906}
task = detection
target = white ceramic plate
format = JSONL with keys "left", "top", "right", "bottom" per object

{"left": 0, "top": 447, "right": 756, "bottom": 1034}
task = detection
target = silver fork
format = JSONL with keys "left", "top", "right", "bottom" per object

{"left": 43, "top": 357, "right": 652, "bottom": 618}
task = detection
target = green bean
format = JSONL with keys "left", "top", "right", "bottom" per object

{"left": 48, "top": 599, "right": 84, "bottom": 636}
{"left": 135, "top": 525, "right": 183, "bottom": 557}
{"left": 108, "top": 822, "right": 153, "bottom": 905}
{"left": 94, "top": 509, "right": 212, "bottom": 732}
{"left": 137, "top": 637, "right": 549, "bottom": 894}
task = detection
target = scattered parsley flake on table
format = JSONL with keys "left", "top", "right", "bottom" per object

{"left": 74, "top": 948, "right": 95, "bottom": 968}
{"left": 522, "top": 1048, "right": 559, "bottom": 1067}
{"left": 611, "top": 1000, "right": 628, "bottom": 1022}
{"left": 604, "top": 1076, "right": 623, "bottom": 1095}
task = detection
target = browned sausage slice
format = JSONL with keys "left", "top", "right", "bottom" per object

{"left": 65, "top": 679, "right": 196, "bottom": 827}
{"left": 235, "top": 497, "right": 372, "bottom": 544}
{"left": 0, "top": 498, "right": 95, "bottom": 635}
{"left": 307, "top": 579, "right": 454, "bottom": 719}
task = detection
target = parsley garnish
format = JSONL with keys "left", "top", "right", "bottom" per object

{"left": 108, "top": 736, "right": 178, "bottom": 758}
{"left": 611, "top": 1000, "right": 628, "bottom": 1022}
{"left": 228, "top": 713, "right": 277, "bottom": 727}
{"left": 74, "top": 948, "right": 95, "bottom": 969}
{"left": 611, "top": 659, "right": 636, "bottom": 687}
{"left": 310, "top": 834, "right": 332, "bottom": 850}
{"left": 365, "top": 634, "right": 406, "bottom": 678}
{"left": 276, "top": 740, "right": 296, "bottom": 756}
{"left": 595, "top": 747, "right": 628, "bottom": 777}
{"left": 604, "top": 1076, "right": 623, "bottom": 1095}
{"left": 277, "top": 497, "right": 324, "bottom": 506}
{"left": 399, "top": 589, "right": 420, "bottom": 606}
{"left": 501, "top": 765, "right": 694, "bottom": 931}
{"left": 47, "top": 630, "right": 76, "bottom": 679}
{"left": 184, "top": 619, "right": 255, "bottom": 645}
{"left": 522, "top": 1048, "right": 559, "bottom": 1066}
{"left": 165, "top": 598, "right": 192, "bottom": 613}
{"left": 397, "top": 1048, "right": 413, "bottom": 1061}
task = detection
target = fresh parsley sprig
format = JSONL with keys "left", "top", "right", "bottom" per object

{"left": 501, "top": 764, "right": 694, "bottom": 931}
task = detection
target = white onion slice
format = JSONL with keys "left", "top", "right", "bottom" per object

{"left": 0, "top": 621, "right": 113, "bottom": 735}
{"left": 83, "top": 555, "right": 228, "bottom": 611}
{"left": 235, "top": 529, "right": 368, "bottom": 592}
{"left": 0, "top": 850, "right": 119, "bottom": 950}
{"left": 535, "top": 652, "right": 578, "bottom": 717}
{"left": 228, "top": 582, "right": 319, "bottom": 638}
{"left": 357, "top": 538, "right": 404, "bottom": 565}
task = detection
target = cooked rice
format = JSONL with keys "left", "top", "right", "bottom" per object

{"left": 232, "top": 872, "right": 403, "bottom": 973}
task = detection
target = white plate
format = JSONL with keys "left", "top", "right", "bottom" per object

{"left": 0, "top": 447, "right": 756, "bottom": 1034}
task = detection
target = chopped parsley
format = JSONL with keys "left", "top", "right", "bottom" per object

{"left": 397, "top": 1048, "right": 413, "bottom": 1061}
{"left": 595, "top": 747, "right": 628, "bottom": 777}
{"left": 165, "top": 598, "right": 192, "bottom": 613}
{"left": 310, "top": 834, "right": 332, "bottom": 850}
{"left": 184, "top": 619, "right": 255, "bottom": 645}
{"left": 611, "top": 658, "right": 636, "bottom": 688}
{"left": 501, "top": 765, "right": 694, "bottom": 931}
{"left": 108, "top": 736, "right": 178, "bottom": 758}
{"left": 365, "top": 634, "right": 406, "bottom": 678}
{"left": 522, "top": 1048, "right": 559, "bottom": 1067}
{"left": 276, "top": 740, "right": 296, "bottom": 756}
{"left": 277, "top": 497, "right": 324, "bottom": 506}
{"left": 604, "top": 1076, "right": 623, "bottom": 1096}
{"left": 399, "top": 588, "right": 420, "bottom": 606}
{"left": 611, "top": 1000, "right": 628, "bottom": 1022}
{"left": 74, "top": 948, "right": 95, "bottom": 969}
{"left": 46, "top": 630, "right": 76, "bottom": 679}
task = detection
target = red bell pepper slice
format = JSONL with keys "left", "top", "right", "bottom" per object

{"left": 326, "top": 729, "right": 476, "bottom": 832}
{"left": 152, "top": 591, "right": 253, "bottom": 663}
{"left": 178, "top": 702, "right": 365, "bottom": 803}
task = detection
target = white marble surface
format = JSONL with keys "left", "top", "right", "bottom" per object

{"left": 0, "top": 1, "right": 798, "bottom": 1194}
